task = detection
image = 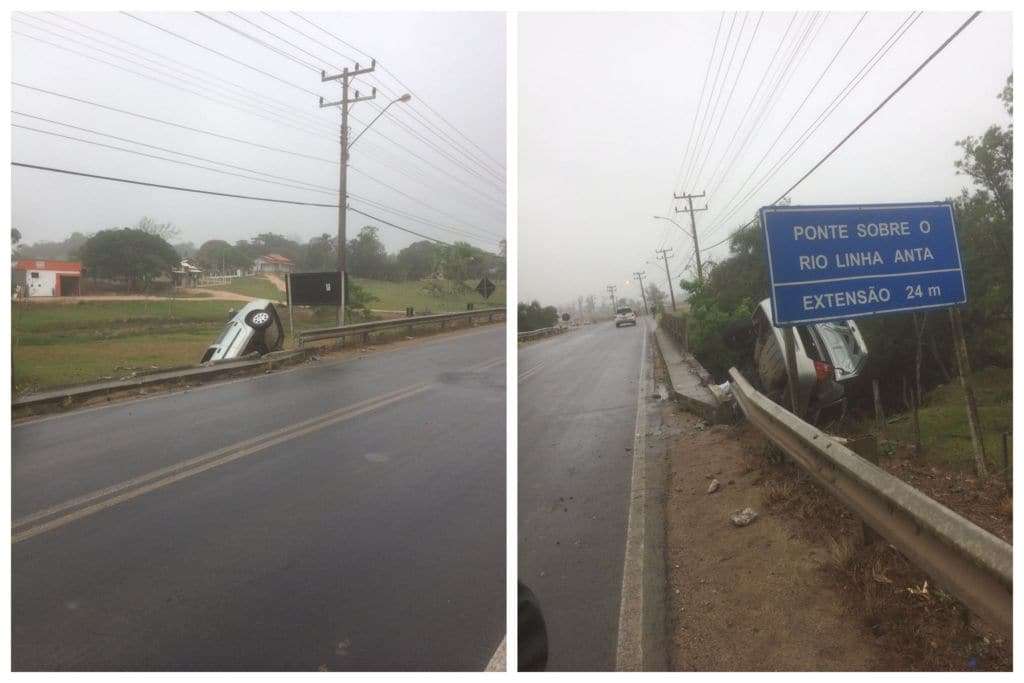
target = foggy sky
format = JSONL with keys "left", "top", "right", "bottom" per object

{"left": 518, "top": 12, "right": 1011, "bottom": 308}
{"left": 11, "top": 11, "right": 506, "bottom": 254}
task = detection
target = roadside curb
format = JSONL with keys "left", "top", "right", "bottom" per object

{"left": 616, "top": 319, "right": 669, "bottom": 672}
{"left": 653, "top": 326, "right": 731, "bottom": 424}
{"left": 12, "top": 349, "right": 314, "bottom": 418}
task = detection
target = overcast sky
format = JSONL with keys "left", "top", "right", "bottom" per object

{"left": 518, "top": 11, "right": 1011, "bottom": 308}
{"left": 12, "top": 11, "right": 506, "bottom": 254}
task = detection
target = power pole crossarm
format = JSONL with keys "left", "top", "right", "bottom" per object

{"left": 673, "top": 191, "right": 708, "bottom": 285}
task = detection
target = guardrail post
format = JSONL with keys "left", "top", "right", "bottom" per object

{"left": 848, "top": 434, "right": 881, "bottom": 546}
{"left": 362, "top": 331, "right": 370, "bottom": 345}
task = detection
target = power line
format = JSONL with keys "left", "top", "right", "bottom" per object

{"left": 700, "top": 12, "right": 798, "bottom": 200}
{"left": 706, "top": 12, "right": 866, "bottom": 229}
{"left": 679, "top": 12, "right": 738, "bottom": 193}
{"left": 702, "top": 13, "right": 922, "bottom": 242}
{"left": 121, "top": 11, "right": 322, "bottom": 98}
{"left": 250, "top": 11, "right": 505, "bottom": 180}
{"left": 290, "top": 11, "right": 506, "bottom": 172}
{"left": 668, "top": 12, "right": 724, "bottom": 214}
{"left": 689, "top": 12, "right": 764, "bottom": 190}
{"left": 699, "top": 11, "right": 982, "bottom": 255}
{"left": 13, "top": 82, "right": 338, "bottom": 163}
{"left": 11, "top": 116, "right": 336, "bottom": 192}
{"left": 704, "top": 12, "right": 822, "bottom": 200}
{"left": 195, "top": 11, "right": 321, "bottom": 72}
{"left": 26, "top": 12, "right": 341, "bottom": 135}
{"left": 12, "top": 28, "right": 340, "bottom": 142}
{"left": 13, "top": 83, "right": 503, "bottom": 214}
{"left": 11, "top": 162, "right": 463, "bottom": 247}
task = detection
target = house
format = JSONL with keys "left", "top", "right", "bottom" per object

{"left": 12, "top": 259, "right": 83, "bottom": 298}
{"left": 171, "top": 259, "right": 204, "bottom": 288}
{"left": 253, "top": 253, "right": 294, "bottom": 274}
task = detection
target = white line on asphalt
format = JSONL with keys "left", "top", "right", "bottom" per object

{"left": 13, "top": 382, "right": 433, "bottom": 543}
{"left": 616, "top": 317, "right": 652, "bottom": 671}
{"left": 517, "top": 361, "right": 545, "bottom": 383}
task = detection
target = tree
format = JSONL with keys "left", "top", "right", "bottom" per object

{"left": 195, "top": 240, "right": 249, "bottom": 274}
{"left": 585, "top": 294, "right": 597, "bottom": 314}
{"left": 15, "top": 231, "right": 90, "bottom": 260}
{"left": 12, "top": 228, "right": 21, "bottom": 245}
{"left": 347, "top": 226, "right": 388, "bottom": 278}
{"left": 645, "top": 282, "right": 667, "bottom": 312}
{"left": 439, "top": 241, "right": 478, "bottom": 291}
{"left": 301, "top": 233, "right": 337, "bottom": 272}
{"left": 78, "top": 228, "right": 179, "bottom": 291}
{"left": 136, "top": 216, "right": 179, "bottom": 241}
{"left": 173, "top": 241, "right": 197, "bottom": 258}
{"left": 518, "top": 300, "right": 559, "bottom": 332}
{"left": 397, "top": 240, "right": 441, "bottom": 279}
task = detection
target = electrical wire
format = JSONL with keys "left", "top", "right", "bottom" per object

{"left": 698, "top": 11, "right": 983, "bottom": 255}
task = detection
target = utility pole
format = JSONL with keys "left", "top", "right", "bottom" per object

{"left": 633, "top": 271, "right": 649, "bottom": 315}
{"left": 673, "top": 191, "right": 708, "bottom": 285}
{"left": 606, "top": 285, "right": 617, "bottom": 314}
{"left": 319, "top": 60, "right": 378, "bottom": 326}
{"left": 654, "top": 248, "right": 677, "bottom": 311}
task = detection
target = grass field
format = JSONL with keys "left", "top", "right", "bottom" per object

{"left": 353, "top": 277, "right": 506, "bottom": 312}
{"left": 11, "top": 300, "right": 237, "bottom": 393}
{"left": 857, "top": 366, "right": 1012, "bottom": 473}
{"left": 200, "top": 275, "right": 505, "bottom": 313}
{"left": 11, "top": 278, "right": 506, "bottom": 393}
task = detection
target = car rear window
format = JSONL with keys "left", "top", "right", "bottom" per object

{"left": 616, "top": 307, "right": 633, "bottom": 315}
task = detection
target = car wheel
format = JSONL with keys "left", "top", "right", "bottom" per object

{"left": 246, "top": 309, "right": 273, "bottom": 330}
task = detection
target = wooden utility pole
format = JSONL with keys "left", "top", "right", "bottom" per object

{"left": 673, "top": 191, "right": 708, "bottom": 284}
{"left": 872, "top": 378, "right": 886, "bottom": 440}
{"left": 654, "top": 248, "right": 677, "bottom": 311}
{"left": 949, "top": 307, "right": 988, "bottom": 477}
{"left": 319, "top": 60, "right": 378, "bottom": 326}
{"left": 606, "top": 284, "right": 617, "bottom": 314}
{"left": 633, "top": 271, "right": 649, "bottom": 314}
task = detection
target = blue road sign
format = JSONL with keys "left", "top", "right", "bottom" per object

{"left": 761, "top": 202, "right": 966, "bottom": 326}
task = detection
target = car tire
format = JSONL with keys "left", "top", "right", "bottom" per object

{"left": 245, "top": 309, "right": 273, "bottom": 330}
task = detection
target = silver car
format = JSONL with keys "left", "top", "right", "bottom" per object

{"left": 751, "top": 298, "right": 867, "bottom": 424}
{"left": 200, "top": 300, "right": 284, "bottom": 364}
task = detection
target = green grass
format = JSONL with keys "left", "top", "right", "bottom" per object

{"left": 863, "top": 366, "right": 1012, "bottom": 473}
{"left": 206, "top": 275, "right": 284, "bottom": 302}
{"left": 11, "top": 300, "right": 239, "bottom": 393}
{"left": 353, "top": 278, "right": 506, "bottom": 313}
{"left": 10, "top": 278, "right": 506, "bottom": 393}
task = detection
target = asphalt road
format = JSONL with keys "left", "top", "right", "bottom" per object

{"left": 12, "top": 326, "right": 506, "bottom": 671}
{"left": 518, "top": 318, "right": 647, "bottom": 671}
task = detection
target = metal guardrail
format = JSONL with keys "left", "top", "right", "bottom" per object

{"left": 296, "top": 307, "right": 505, "bottom": 345}
{"left": 729, "top": 367, "right": 1012, "bottom": 634}
{"left": 517, "top": 325, "right": 567, "bottom": 341}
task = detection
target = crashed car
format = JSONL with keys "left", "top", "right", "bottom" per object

{"left": 737, "top": 298, "right": 868, "bottom": 425}
{"left": 200, "top": 299, "right": 284, "bottom": 364}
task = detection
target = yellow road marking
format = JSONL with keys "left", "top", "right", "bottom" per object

{"left": 13, "top": 382, "right": 432, "bottom": 543}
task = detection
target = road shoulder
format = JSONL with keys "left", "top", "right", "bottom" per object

{"left": 658, "top": 365, "right": 879, "bottom": 670}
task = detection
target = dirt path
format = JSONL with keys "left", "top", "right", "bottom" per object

{"left": 263, "top": 273, "right": 287, "bottom": 293}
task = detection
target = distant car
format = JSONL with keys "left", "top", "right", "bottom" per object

{"left": 614, "top": 307, "right": 637, "bottom": 328}
{"left": 200, "top": 299, "right": 284, "bottom": 364}
{"left": 748, "top": 298, "right": 868, "bottom": 424}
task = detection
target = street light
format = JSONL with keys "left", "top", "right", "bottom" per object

{"left": 652, "top": 214, "right": 692, "bottom": 238}
{"left": 348, "top": 93, "right": 412, "bottom": 149}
